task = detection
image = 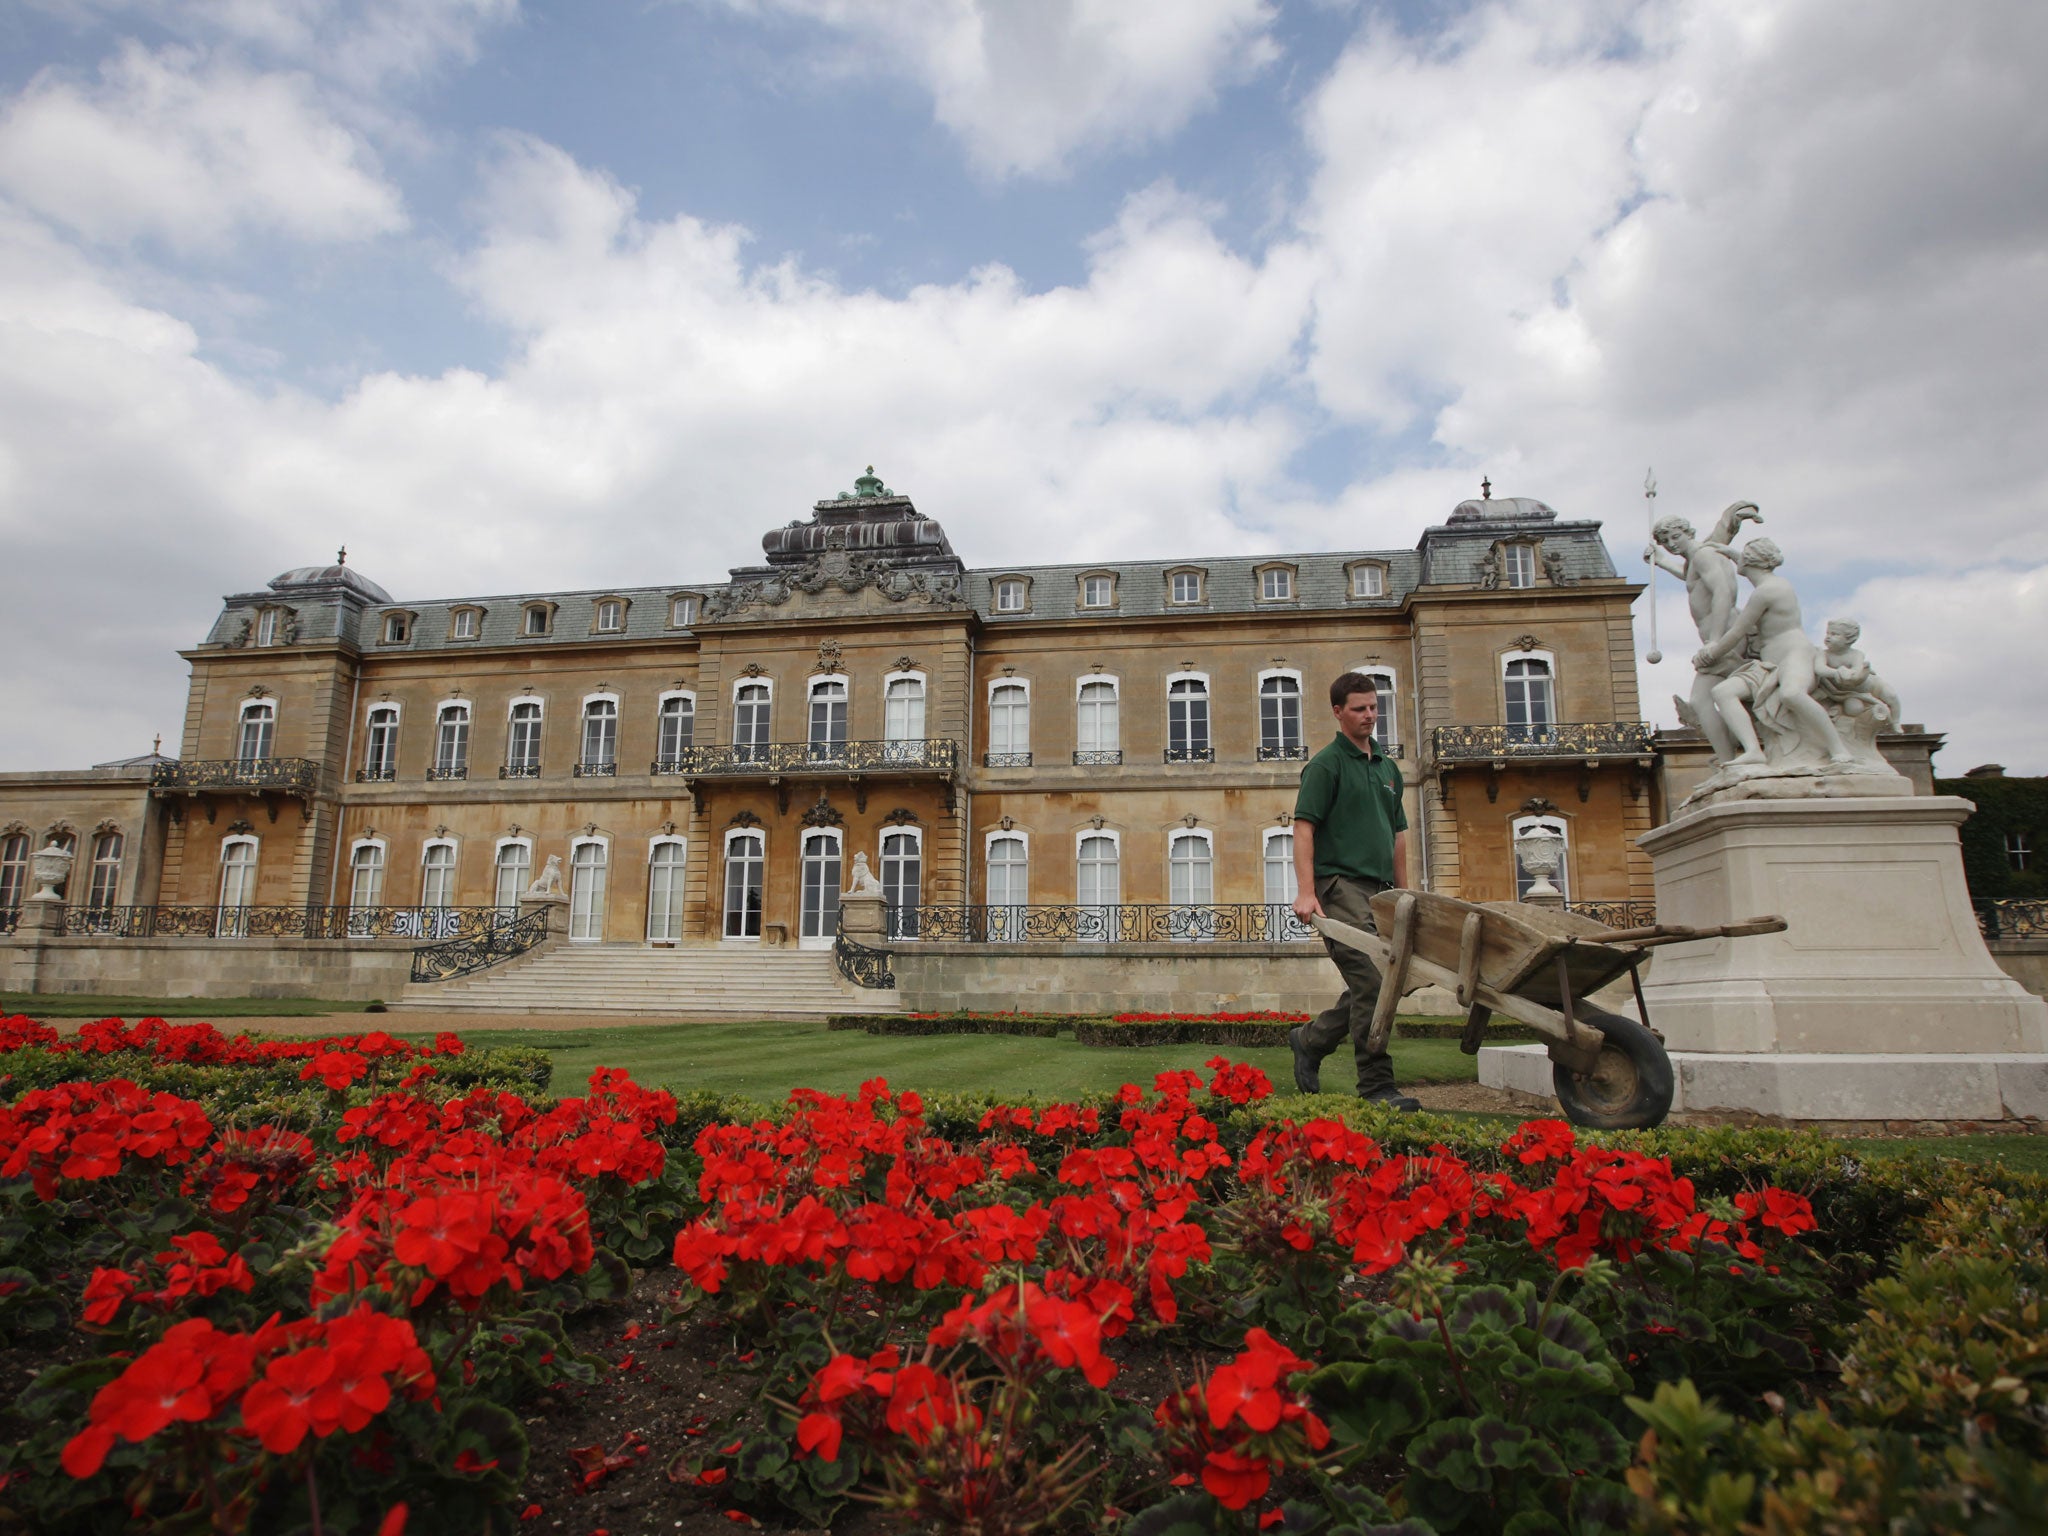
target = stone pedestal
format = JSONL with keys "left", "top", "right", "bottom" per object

{"left": 518, "top": 892, "right": 570, "bottom": 939}
{"left": 839, "top": 889, "right": 888, "bottom": 944}
{"left": 1479, "top": 795, "right": 2048, "bottom": 1124}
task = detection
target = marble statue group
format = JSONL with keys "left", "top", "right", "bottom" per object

{"left": 1646, "top": 503, "right": 1907, "bottom": 805}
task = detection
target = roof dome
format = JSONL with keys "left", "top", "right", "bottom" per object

{"left": 268, "top": 556, "right": 392, "bottom": 604}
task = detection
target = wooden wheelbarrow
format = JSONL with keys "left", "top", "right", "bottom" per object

{"left": 1312, "top": 893, "right": 1787, "bottom": 1129}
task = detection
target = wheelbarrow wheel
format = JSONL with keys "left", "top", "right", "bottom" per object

{"left": 1551, "top": 1004, "right": 1674, "bottom": 1130}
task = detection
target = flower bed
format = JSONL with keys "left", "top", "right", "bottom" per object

{"left": 0, "top": 1015, "right": 2041, "bottom": 1535}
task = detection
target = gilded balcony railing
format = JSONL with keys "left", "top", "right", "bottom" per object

{"left": 1430, "top": 723, "right": 1654, "bottom": 761}
{"left": 151, "top": 758, "right": 320, "bottom": 796}
{"left": 56, "top": 905, "right": 514, "bottom": 940}
{"left": 648, "top": 739, "right": 958, "bottom": 776}
{"left": 1976, "top": 898, "right": 2048, "bottom": 941}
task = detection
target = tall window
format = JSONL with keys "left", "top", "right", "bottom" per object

{"left": 218, "top": 839, "right": 257, "bottom": 936}
{"left": 985, "top": 835, "right": 1028, "bottom": 940}
{"left": 2008, "top": 832, "right": 2032, "bottom": 872}
{"left": 799, "top": 830, "right": 842, "bottom": 947}
{"left": 733, "top": 683, "right": 771, "bottom": 764}
{"left": 257, "top": 608, "right": 277, "bottom": 646}
{"left": 808, "top": 679, "right": 848, "bottom": 760}
{"left": 1168, "top": 831, "right": 1214, "bottom": 935}
{"left": 884, "top": 676, "right": 925, "bottom": 760}
{"left": 1167, "top": 677, "right": 1211, "bottom": 761}
{"left": 1076, "top": 679, "right": 1120, "bottom": 762}
{"left": 1512, "top": 816, "right": 1571, "bottom": 900}
{"left": 237, "top": 702, "right": 274, "bottom": 765}
{"left": 506, "top": 701, "right": 542, "bottom": 775}
{"left": 1260, "top": 675, "right": 1303, "bottom": 759}
{"left": 422, "top": 843, "right": 456, "bottom": 909}
{"left": 1504, "top": 545, "right": 1536, "bottom": 588}
{"left": 1076, "top": 833, "right": 1120, "bottom": 940}
{"left": 1504, "top": 658, "right": 1555, "bottom": 741}
{"left": 570, "top": 841, "right": 608, "bottom": 940}
{"left": 994, "top": 579, "right": 1026, "bottom": 612}
{"left": 87, "top": 830, "right": 123, "bottom": 909}
{"left": 0, "top": 833, "right": 28, "bottom": 910}
{"left": 1263, "top": 829, "right": 1299, "bottom": 934}
{"left": 723, "top": 831, "right": 764, "bottom": 939}
{"left": 647, "top": 841, "right": 686, "bottom": 943}
{"left": 1259, "top": 567, "right": 1294, "bottom": 600}
{"left": 579, "top": 698, "right": 618, "bottom": 773}
{"left": 657, "top": 695, "right": 695, "bottom": 766}
{"left": 362, "top": 707, "right": 399, "bottom": 780}
{"left": 434, "top": 705, "right": 470, "bottom": 778}
{"left": 1359, "top": 671, "right": 1399, "bottom": 754}
{"left": 988, "top": 683, "right": 1030, "bottom": 764}
{"left": 349, "top": 843, "right": 386, "bottom": 909}
{"left": 494, "top": 842, "right": 531, "bottom": 910}
{"left": 881, "top": 830, "right": 921, "bottom": 938}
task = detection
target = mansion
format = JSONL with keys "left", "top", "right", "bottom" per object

{"left": 0, "top": 470, "right": 1700, "bottom": 960}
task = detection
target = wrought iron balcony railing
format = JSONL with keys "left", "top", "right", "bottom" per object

{"left": 982, "top": 752, "right": 1033, "bottom": 768}
{"left": 411, "top": 907, "right": 552, "bottom": 983}
{"left": 646, "top": 739, "right": 959, "bottom": 776}
{"left": 573, "top": 761, "right": 617, "bottom": 777}
{"left": 151, "top": 758, "right": 320, "bottom": 797}
{"left": 1431, "top": 723, "right": 1654, "bottom": 762}
{"left": 499, "top": 762, "right": 542, "bottom": 779}
{"left": 651, "top": 756, "right": 692, "bottom": 776}
{"left": 1256, "top": 744, "right": 1308, "bottom": 761}
{"left": 1071, "top": 750, "right": 1123, "bottom": 767}
{"left": 355, "top": 766, "right": 397, "bottom": 783}
{"left": 0, "top": 908, "right": 18, "bottom": 936}
{"left": 56, "top": 904, "right": 516, "bottom": 940}
{"left": 891, "top": 903, "right": 1317, "bottom": 944}
{"left": 1976, "top": 898, "right": 2048, "bottom": 941}
{"left": 1564, "top": 900, "right": 1658, "bottom": 930}
{"left": 1164, "top": 745, "right": 1216, "bottom": 763}
{"left": 426, "top": 765, "right": 468, "bottom": 781}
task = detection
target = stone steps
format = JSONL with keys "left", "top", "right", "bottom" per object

{"left": 393, "top": 943, "right": 901, "bottom": 1017}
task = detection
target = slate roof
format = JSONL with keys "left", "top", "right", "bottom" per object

{"left": 968, "top": 549, "right": 1424, "bottom": 622}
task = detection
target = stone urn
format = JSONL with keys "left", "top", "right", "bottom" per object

{"left": 1514, "top": 826, "right": 1566, "bottom": 902}
{"left": 29, "top": 841, "right": 74, "bottom": 901}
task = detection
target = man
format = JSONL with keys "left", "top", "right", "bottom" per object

{"left": 1288, "top": 672, "right": 1418, "bottom": 1110}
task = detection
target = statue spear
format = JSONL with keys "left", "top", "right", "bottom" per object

{"left": 1643, "top": 468, "right": 1662, "bottom": 664}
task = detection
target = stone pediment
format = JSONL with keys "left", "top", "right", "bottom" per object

{"left": 703, "top": 547, "right": 966, "bottom": 622}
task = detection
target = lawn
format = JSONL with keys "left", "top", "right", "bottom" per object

{"left": 397, "top": 1019, "right": 1482, "bottom": 1104}
{"left": 0, "top": 992, "right": 372, "bottom": 1019}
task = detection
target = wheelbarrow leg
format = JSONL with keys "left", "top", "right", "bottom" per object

{"left": 1454, "top": 910, "right": 1487, "bottom": 1055}
{"left": 1459, "top": 1002, "right": 1490, "bottom": 1056}
{"left": 1364, "top": 891, "right": 1416, "bottom": 1056}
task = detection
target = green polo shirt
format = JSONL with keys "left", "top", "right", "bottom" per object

{"left": 1293, "top": 732, "right": 1406, "bottom": 882}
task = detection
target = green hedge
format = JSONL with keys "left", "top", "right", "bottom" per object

{"left": 0, "top": 1043, "right": 554, "bottom": 1107}
{"left": 826, "top": 1012, "right": 1067, "bottom": 1038}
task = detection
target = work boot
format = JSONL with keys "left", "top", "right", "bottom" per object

{"left": 1288, "top": 1026, "right": 1320, "bottom": 1095}
{"left": 1361, "top": 1087, "right": 1421, "bottom": 1113}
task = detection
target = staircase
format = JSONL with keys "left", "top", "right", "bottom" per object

{"left": 392, "top": 942, "right": 902, "bottom": 1018}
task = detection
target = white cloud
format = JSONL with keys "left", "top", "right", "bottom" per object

{"left": 0, "top": 43, "right": 406, "bottom": 249}
{"left": 699, "top": 0, "right": 1280, "bottom": 178}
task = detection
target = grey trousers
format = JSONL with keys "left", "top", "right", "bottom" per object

{"left": 1298, "top": 873, "right": 1398, "bottom": 1097}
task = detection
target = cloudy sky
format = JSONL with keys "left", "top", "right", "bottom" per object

{"left": 1, "top": 0, "right": 2042, "bottom": 775}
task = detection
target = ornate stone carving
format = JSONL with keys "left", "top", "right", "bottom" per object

{"left": 1515, "top": 634, "right": 1540, "bottom": 653}
{"left": 816, "top": 639, "right": 843, "bottom": 672}
{"left": 1541, "top": 548, "right": 1570, "bottom": 585}
{"left": 702, "top": 547, "right": 966, "bottom": 621}
{"left": 278, "top": 608, "right": 299, "bottom": 644}
{"left": 800, "top": 797, "right": 844, "bottom": 828}
{"left": 881, "top": 807, "right": 921, "bottom": 826}
{"left": 229, "top": 617, "right": 253, "bottom": 648}
{"left": 728, "top": 810, "right": 763, "bottom": 828}
{"left": 1477, "top": 547, "right": 1504, "bottom": 590}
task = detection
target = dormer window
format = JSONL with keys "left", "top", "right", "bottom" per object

{"left": 1080, "top": 573, "right": 1116, "bottom": 609}
{"left": 257, "top": 609, "right": 277, "bottom": 647}
{"left": 449, "top": 608, "right": 480, "bottom": 640}
{"left": 380, "top": 612, "right": 412, "bottom": 645}
{"left": 1348, "top": 562, "right": 1387, "bottom": 599}
{"left": 593, "top": 597, "right": 626, "bottom": 634}
{"left": 1167, "top": 568, "right": 1205, "bottom": 605}
{"left": 1504, "top": 545, "right": 1536, "bottom": 589}
{"left": 669, "top": 594, "right": 700, "bottom": 628}
{"left": 522, "top": 603, "right": 554, "bottom": 637}
{"left": 1256, "top": 564, "right": 1296, "bottom": 601}
{"left": 993, "top": 577, "right": 1029, "bottom": 613}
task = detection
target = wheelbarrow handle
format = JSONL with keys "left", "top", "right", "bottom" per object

{"left": 1599, "top": 915, "right": 1788, "bottom": 948}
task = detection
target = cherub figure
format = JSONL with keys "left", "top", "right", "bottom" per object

{"left": 1812, "top": 619, "right": 1902, "bottom": 725}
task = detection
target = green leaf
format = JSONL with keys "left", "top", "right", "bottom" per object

{"left": 1567, "top": 1478, "right": 1640, "bottom": 1536}
{"left": 1408, "top": 1419, "right": 1487, "bottom": 1493}
{"left": 583, "top": 1247, "right": 632, "bottom": 1300}
{"left": 805, "top": 1451, "right": 858, "bottom": 1496}
{"left": 1625, "top": 1380, "right": 1734, "bottom": 1445}
{"left": 447, "top": 1400, "right": 530, "bottom": 1483}
{"left": 1448, "top": 1286, "right": 1520, "bottom": 1336}
{"left": 1124, "top": 1491, "right": 1219, "bottom": 1536}
{"left": 737, "top": 1437, "right": 789, "bottom": 1482}
{"left": 1545, "top": 1404, "right": 1632, "bottom": 1475}
{"left": 1307, "top": 1362, "right": 1428, "bottom": 1453}
{"left": 1530, "top": 1303, "right": 1603, "bottom": 1361}
{"left": 1502, "top": 1512, "right": 1567, "bottom": 1536}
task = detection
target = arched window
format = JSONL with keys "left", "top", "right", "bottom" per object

{"left": 1076, "top": 831, "right": 1120, "bottom": 941}
{"left": 0, "top": 833, "right": 29, "bottom": 911}
{"left": 1167, "top": 830, "right": 1215, "bottom": 940}
{"left": 808, "top": 678, "right": 848, "bottom": 761}
{"left": 493, "top": 840, "right": 531, "bottom": 911}
{"left": 569, "top": 840, "right": 608, "bottom": 941}
{"left": 361, "top": 706, "right": 399, "bottom": 780}
{"left": 349, "top": 842, "right": 386, "bottom": 910}
{"left": 723, "top": 830, "right": 765, "bottom": 939}
{"left": 506, "top": 699, "right": 543, "bottom": 776}
{"left": 421, "top": 841, "right": 457, "bottom": 910}
{"left": 1075, "top": 677, "right": 1120, "bottom": 764}
{"left": 1353, "top": 667, "right": 1400, "bottom": 754}
{"left": 656, "top": 693, "right": 695, "bottom": 769}
{"left": 579, "top": 696, "right": 618, "bottom": 774}
{"left": 218, "top": 838, "right": 258, "bottom": 936}
{"left": 733, "top": 682, "right": 771, "bottom": 764}
{"left": 647, "top": 839, "right": 686, "bottom": 943}
{"left": 987, "top": 681, "right": 1030, "bottom": 766}
{"left": 884, "top": 674, "right": 926, "bottom": 760}
{"left": 1167, "top": 675, "right": 1211, "bottom": 762}
{"left": 881, "top": 828, "right": 922, "bottom": 938}
{"left": 1259, "top": 673, "right": 1303, "bottom": 760}
{"left": 799, "top": 829, "right": 843, "bottom": 947}
{"left": 1512, "top": 815, "right": 1571, "bottom": 900}
{"left": 87, "top": 830, "right": 124, "bottom": 910}
{"left": 433, "top": 704, "right": 470, "bottom": 779}
{"left": 237, "top": 701, "right": 274, "bottom": 765}
{"left": 985, "top": 833, "right": 1028, "bottom": 940}
{"left": 1503, "top": 656, "right": 1555, "bottom": 742}
{"left": 1263, "top": 827, "right": 1303, "bottom": 936}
